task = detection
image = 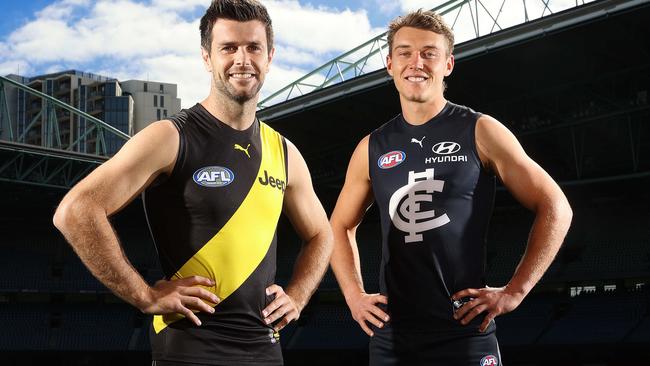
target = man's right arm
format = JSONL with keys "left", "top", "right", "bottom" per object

{"left": 330, "top": 135, "right": 389, "bottom": 337}
{"left": 53, "top": 120, "right": 218, "bottom": 326}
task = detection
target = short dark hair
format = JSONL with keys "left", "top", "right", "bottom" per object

{"left": 199, "top": 0, "right": 274, "bottom": 53}
{"left": 387, "top": 9, "right": 454, "bottom": 56}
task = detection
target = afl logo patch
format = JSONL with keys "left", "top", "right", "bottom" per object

{"left": 432, "top": 141, "right": 461, "bottom": 155}
{"left": 480, "top": 355, "right": 498, "bottom": 366}
{"left": 193, "top": 166, "right": 234, "bottom": 187}
{"left": 378, "top": 151, "right": 406, "bottom": 169}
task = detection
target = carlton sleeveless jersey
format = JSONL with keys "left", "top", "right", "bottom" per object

{"left": 142, "top": 103, "right": 287, "bottom": 365}
{"left": 368, "top": 102, "right": 496, "bottom": 332}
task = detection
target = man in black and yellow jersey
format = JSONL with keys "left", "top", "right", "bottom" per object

{"left": 53, "top": 1, "right": 333, "bottom": 365}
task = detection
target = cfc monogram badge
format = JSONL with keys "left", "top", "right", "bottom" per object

{"left": 388, "top": 168, "right": 450, "bottom": 243}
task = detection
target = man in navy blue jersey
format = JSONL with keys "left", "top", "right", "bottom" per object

{"left": 329, "top": 9, "right": 573, "bottom": 365}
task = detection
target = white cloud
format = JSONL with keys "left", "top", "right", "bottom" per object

{"left": 0, "top": 60, "right": 31, "bottom": 77}
{"left": 400, "top": 0, "right": 447, "bottom": 12}
{"left": 0, "top": 0, "right": 386, "bottom": 109}
{"left": 9, "top": 19, "right": 84, "bottom": 62}
{"left": 273, "top": 45, "right": 321, "bottom": 67}
{"left": 140, "top": 53, "right": 210, "bottom": 108}
{"left": 374, "top": 0, "right": 400, "bottom": 15}
{"left": 35, "top": 0, "right": 90, "bottom": 20}
{"left": 7, "top": 1, "right": 200, "bottom": 62}
{"left": 44, "top": 64, "right": 68, "bottom": 74}
{"left": 0, "top": 42, "right": 8, "bottom": 58}
{"left": 62, "top": 0, "right": 92, "bottom": 5}
{"left": 266, "top": 0, "right": 385, "bottom": 53}
{"left": 262, "top": 64, "right": 311, "bottom": 102}
{"left": 150, "top": 0, "right": 209, "bottom": 11}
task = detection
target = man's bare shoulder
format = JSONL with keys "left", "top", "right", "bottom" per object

{"left": 137, "top": 119, "right": 179, "bottom": 141}
{"left": 350, "top": 135, "right": 370, "bottom": 170}
{"left": 105, "top": 119, "right": 180, "bottom": 177}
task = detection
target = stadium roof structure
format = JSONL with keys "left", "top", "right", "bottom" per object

{"left": 257, "top": 0, "right": 643, "bottom": 119}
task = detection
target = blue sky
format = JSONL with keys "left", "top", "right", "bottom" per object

{"left": 0, "top": 0, "right": 582, "bottom": 108}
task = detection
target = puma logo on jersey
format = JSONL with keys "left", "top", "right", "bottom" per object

{"left": 258, "top": 170, "right": 286, "bottom": 192}
{"left": 234, "top": 143, "right": 251, "bottom": 158}
{"left": 411, "top": 136, "right": 425, "bottom": 148}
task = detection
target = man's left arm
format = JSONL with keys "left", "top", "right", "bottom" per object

{"left": 452, "top": 115, "right": 573, "bottom": 332}
{"left": 262, "top": 139, "right": 334, "bottom": 331}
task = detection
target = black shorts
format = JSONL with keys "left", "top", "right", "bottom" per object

{"left": 153, "top": 357, "right": 282, "bottom": 366}
{"left": 369, "top": 321, "right": 502, "bottom": 366}
{"left": 153, "top": 361, "right": 282, "bottom": 366}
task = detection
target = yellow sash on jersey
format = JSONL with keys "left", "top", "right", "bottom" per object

{"left": 153, "top": 121, "right": 286, "bottom": 333}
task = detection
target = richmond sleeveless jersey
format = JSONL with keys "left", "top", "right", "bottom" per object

{"left": 368, "top": 102, "right": 496, "bottom": 332}
{"left": 142, "top": 103, "right": 287, "bottom": 365}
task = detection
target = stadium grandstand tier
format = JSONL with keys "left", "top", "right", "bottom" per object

{"left": 2, "top": 0, "right": 650, "bottom": 365}
{"left": 55, "top": 303, "right": 136, "bottom": 351}
{"left": 283, "top": 303, "right": 368, "bottom": 350}
{"left": 536, "top": 288, "right": 649, "bottom": 345}
{"left": 493, "top": 292, "right": 560, "bottom": 346}
{"left": 0, "top": 303, "right": 50, "bottom": 351}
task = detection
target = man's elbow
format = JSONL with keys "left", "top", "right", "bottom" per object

{"left": 563, "top": 200, "right": 573, "bottom": 224}
{"left": 550, "top": 194, "right": 573, "bottom": 231}
{"left": 323, "top": 226, "right": 335, "bottom": 251}
{"left": 309, "top": 224, "right": 334, "bottom": 263}
{"left": 558, "top": 194, "right": 573, "bottom": 220}
{"left": 53, "top": 199, "right": 71, "bottom": 233}
{"left": 534, "top": 192, "right": 572, "bottom": 228}
{"left": 314, "top": 224, "right": 334, "bottom": 251}
{"left": 329, "top": 216, "right": 352, "bottom": 238}
{"left": 53, "top": 195, "right": 86, "bottom": 234}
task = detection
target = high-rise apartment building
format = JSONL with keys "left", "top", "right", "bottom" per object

{"left": 120, "top": 80, "right": 181, "bottom": 134}
{"left": 2, "top": 70, "right": 181, "bottom": 155}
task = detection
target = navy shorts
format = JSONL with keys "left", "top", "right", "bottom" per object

{"left": 369, "top": 321, "right": 502, "bottom": 366}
